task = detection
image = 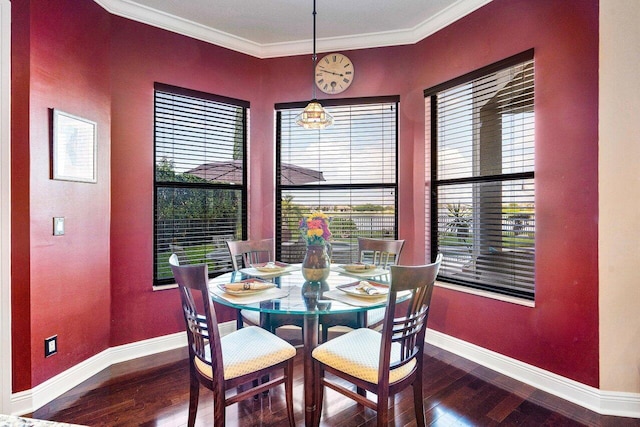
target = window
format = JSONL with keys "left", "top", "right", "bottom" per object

{"left": 276, "top": 97, "right": 398, "bottom": 264}
{"left": 154, "top": 83, "right": 248, "bottom": 285}
{"left": 425, "top": 50, "right": 535, "bottom": 300}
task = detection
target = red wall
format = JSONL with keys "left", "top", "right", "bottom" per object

{"left": 11, "top": 0, "right": 33, "bottom": 392}
{"left": 11, "top": 0, "right": 112, "bottom": 391}
{"left": 108, "top": 16, "right": 265, "bottom": 344}
{"left": 12, "top": 0, "right": 599, "bottom": 391}
{"left": 416, "top": 0, "right": 599, "bottom": 387}
{"left": 262, "top": 0, "right": 599, "bottom": 386}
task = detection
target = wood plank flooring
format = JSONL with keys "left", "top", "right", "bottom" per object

{"left": 31, "top": 343, "right": 639, "bottom": 426}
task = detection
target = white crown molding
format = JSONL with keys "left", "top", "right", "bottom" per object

{"left": 426, "top": 328, "right": 640, "bottom": 419}
{"left": 93, "top": 0, "right": 263, "bottom": 55}
{"left": 94, "top": 0, "right": 492, "bottom": 58}
{"left": 411, "top": 0, "right": 493, "bottom": 43}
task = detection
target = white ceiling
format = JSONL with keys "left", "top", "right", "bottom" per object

{"left": 95, "top": 0, "right": 492, "bottom": 58}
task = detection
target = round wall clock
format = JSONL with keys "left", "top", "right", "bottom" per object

{"left": 315, "top": 53, "right": 354, "bottom": 95}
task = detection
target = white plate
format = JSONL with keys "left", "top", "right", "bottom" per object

{"left": 342, "top": 263, "right": 376, "bottom": 273}
{"left": 336, "top": 281, "right": 389, "bottom": 298}
{"left": 250, "top": 261, "right": 289, "bottom": 273}
{"left": 217, "top": 280, "right": 274, "bottom": 296}
{"left": 336, "top": 265, "right": 389, "bottom": 278}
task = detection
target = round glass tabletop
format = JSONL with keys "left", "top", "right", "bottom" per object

{"left": 208, "top": 266, "right": 394, "bottom": 315}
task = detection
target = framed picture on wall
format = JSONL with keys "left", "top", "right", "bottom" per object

{"left": 51, "top": 109, "right": 97, "bottom": 183}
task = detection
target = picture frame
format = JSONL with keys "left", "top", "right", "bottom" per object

{"left": 51, "top": 109, "right": 97, "bottom": 183}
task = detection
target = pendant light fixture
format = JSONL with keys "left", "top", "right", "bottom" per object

{"left": 295, "top": 0, "right": 333, "bottom": 129}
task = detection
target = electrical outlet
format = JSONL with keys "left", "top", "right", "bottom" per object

{"left": 45, "top": 335, "right": 57, "bottom": 357}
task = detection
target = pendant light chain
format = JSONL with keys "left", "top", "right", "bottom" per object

{"left": 295, "top": 0, "right": 334, "bottom": 129}
{"left": 312, "top": 0, "right": 317, "bottom": 100}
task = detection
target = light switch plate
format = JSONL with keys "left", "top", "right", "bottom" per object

{"left": 53, "top": 217, "right": 65, "bottom": 236}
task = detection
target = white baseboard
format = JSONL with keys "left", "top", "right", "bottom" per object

{"left": 10, "top": 332, "right": 186, "bottom": 416}
{"left": 10, "top": 324, "right": 640, "bottom": 419}
{"left": 426, "top": 328, "right": 640, "bottom": 418}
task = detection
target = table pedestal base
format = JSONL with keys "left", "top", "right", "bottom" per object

{"left": 303, "top": 314, "right": 320, "bottom": 427}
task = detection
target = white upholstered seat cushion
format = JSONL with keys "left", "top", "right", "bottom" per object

{"left": 240, "top": 309, "right": 260, "bottom": 325}
{"left": 312, "top": 328, "right": 416, "bottom": 384}
{"left": 194, "top": 326, "right": 296, "bottom": 380}
{"left": 365, "top": 307, "right": 385, "bottom": 327}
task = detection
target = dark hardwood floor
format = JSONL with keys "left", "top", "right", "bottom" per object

{"left": 32, "top": 343, "right": 639, "bottom": 427}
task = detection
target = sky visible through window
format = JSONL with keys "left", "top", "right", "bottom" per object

{"left": 279, "top": 102, "right": 396, "bottom": 206}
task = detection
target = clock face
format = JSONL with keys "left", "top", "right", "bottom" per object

{"left": 315, "top": 53, "right": 354, "bottom": 94}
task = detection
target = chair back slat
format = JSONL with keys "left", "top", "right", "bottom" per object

{"left": 226, "top": 238, "right": 274, "bottom": 271}
{"left": 358, "top": 237, "right": 405, "bottom": 269}
{"left": 379, "top": 254, "right": 442, "bottom": 381}
{"left": 389, "top": 305, "right": 428, "bottom": 367}
{"left": 184, "top": 306, "right": 210, "bottom": 362}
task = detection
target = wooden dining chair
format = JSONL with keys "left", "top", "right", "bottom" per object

{"left": 226, "top": 238, "right": 274, "bottom": 272}
{"left": 169, "top": 243, "right": 189, "bottom": 265}
{"left": 357, "top": 237, "right": 405, "bottom": 329}
{"left": 226, "top": 239, "right": 304, "bottom": 338}
{"left": 358, "top": 237, "right": 405, "bottom": 269}
{"left": 312, "top": 254, "right": 442, "bottom": 427}
{"left": 226, "top": 238, "right": 274, "bottom": 329}
{"left": 169, "top": 254, "right": 296, "bottom": 427}
{"left": 319, "top": 237, "right": 405, "bottom": 342}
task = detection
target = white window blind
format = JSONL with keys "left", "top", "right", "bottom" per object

{"left": 276, "top": 97, "right": 399, "bottom": 264}
{"left": 153, "top": 83, "right": 248, "bottom": 285}
{"left": 426, "top": 50, "right": 535, "bottom": 299}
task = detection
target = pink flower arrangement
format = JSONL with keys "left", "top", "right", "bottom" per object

{"left": 299, "top": 211, "right": 332, "bottom": 245}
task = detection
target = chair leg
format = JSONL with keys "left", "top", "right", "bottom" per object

{"left": 187, "top": 374, "right": 199, "bottom": 427}
{"left": 213, "top": 386, "right": 225, "bottom": 427}
{"left": 315, "top": 374, "right": 324, "bottom": 427}
{"left": 261, "top": 374, "right": 270, "bottom": 396}
{"left": 285, "top": 360, "right": 296, "bottom": 427}
{"left": 412, "top": 379, "right": 426, "bottom": 427}
{"left": 376, "top": 392, "right": 389, "bottom": 427}
{"left": 252, "top": 378, "right": 260, "bottom": 400}
{"left": 236, "top": 309, "right": 243, "bottom": 330}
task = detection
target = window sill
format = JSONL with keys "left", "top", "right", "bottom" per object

{"left": 153, "top": 283, "right": 177, "bottom": 291}
{"left": 435, "top": 280, "right": 535, "bottom": 308}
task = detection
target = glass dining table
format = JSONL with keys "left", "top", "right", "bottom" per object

{"left": 208, "top": 263, "right": 395, "bottom": 427}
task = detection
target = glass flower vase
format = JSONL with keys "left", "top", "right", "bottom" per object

{"left": 301, "top": 243, "right": 331, "bottom": 284}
